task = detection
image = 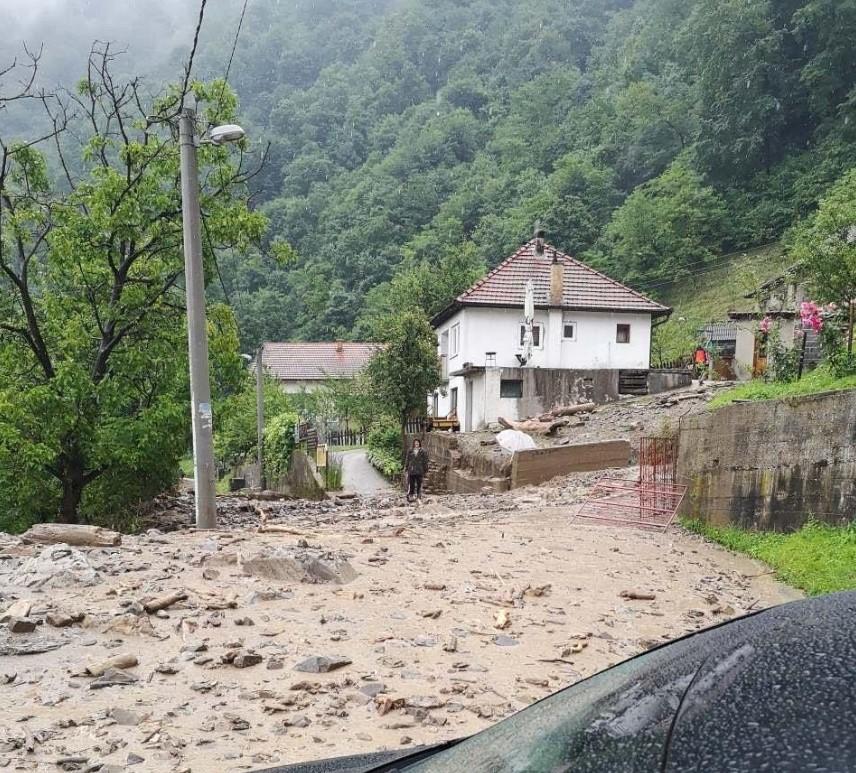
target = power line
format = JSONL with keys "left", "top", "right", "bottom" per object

{"left": 179, "top": 0, "right": 209, "bottom": 111}
{"left": 223, "top": 0, "right": 249, "bottom": 86}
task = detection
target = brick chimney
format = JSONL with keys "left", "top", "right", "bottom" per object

{"left": 549, "top": 250, "right": 564, "bottom": 306}
{"left": 534, "top": 222, "right": 546, "bottom": 256}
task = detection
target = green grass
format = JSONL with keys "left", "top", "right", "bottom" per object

{"left": 179, "top": 455, "right": 194, "bottom": 477}
{"left": 652, "top": 242, "right": 791, "bottom": 363}
{"left": 683, "top": 518, "right": 856, "bottom": 596}
{"left": 708, "top": 364, "right": 856, "bottom": 408}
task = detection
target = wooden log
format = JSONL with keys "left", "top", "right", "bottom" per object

{"left": 552, "top": 402, "right": 596, "bottom": 417}
{"left": 497, "top": 417, "right": 566, "bottom": 435}
{"left": 20, "top": 523, "right": 122, "bottom": 548}
{"left": 142, "top": 591, "right": 188, "bottom": 614}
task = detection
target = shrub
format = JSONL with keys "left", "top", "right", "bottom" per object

{"left": 367, "top": 420, "right": 403, "bottom": 479}
{"left": 264, "top": 412, "right": 298, "bottom": 480}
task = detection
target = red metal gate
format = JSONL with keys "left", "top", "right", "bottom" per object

{"left": 574, "top": 437, "right": 686, "bottom": 531}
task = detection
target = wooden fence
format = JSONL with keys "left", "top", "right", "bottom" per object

{"left": 327, "top": 428, "right": 367, "bottom": 447}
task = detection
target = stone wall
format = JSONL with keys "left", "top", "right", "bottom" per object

{"left": 677, "top": 389, "right": 856, "bottom": 530}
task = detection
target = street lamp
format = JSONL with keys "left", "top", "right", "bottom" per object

{"left": 241, "top": 349, "right": 266, "bottom": 492}
{"left": 179, "top": 108, "right": 246, "bottom": 529}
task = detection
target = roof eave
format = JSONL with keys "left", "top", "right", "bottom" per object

{"left": 435, "top": 300, "right": 671, "bottom": 318}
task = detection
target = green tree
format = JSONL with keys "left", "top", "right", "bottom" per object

{"left": 365, "top": 309, "right": 442, "bottom": 456}
{"left": 0, "top": 47, "right": 266, "bottom": 526}
{"left": 598, "top": 159, "right": 727, "bottom": 284}
{"left": 790, "top": 168, "right": 856, "bottom": 353}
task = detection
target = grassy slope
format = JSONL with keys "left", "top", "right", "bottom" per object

{"left": 683, "top": 519, "right": 856, "bottom": 595}
{"left": 652, "top": 243, "right": 793, "bottom": 363}
{"left": 708, "top": 365, "right": 856, "bottom": 407}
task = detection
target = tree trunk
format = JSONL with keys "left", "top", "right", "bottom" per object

{"left": 57, "top": 450, "right": 86, "bottom": 524}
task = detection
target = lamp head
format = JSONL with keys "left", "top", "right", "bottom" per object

{"left": 209, "top": 124, "right": 246, "bottom": 145}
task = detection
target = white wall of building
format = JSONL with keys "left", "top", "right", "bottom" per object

{"left": 432, "top": 305, "right": 654, "bottom": 424}
{"left": 435, "top": 306, "right": 652, "bottom": 373}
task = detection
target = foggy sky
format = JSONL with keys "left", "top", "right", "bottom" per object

{"left": 0, "top": 0, "right": 245, "bottom": 89}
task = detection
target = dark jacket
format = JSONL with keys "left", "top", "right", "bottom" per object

{"left": 406, "top": 448, "right": 429, "bottom": 476}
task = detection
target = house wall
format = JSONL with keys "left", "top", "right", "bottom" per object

{"left": 433, "top": 306, "right": 653, "bottom": 425}
{"left": 279, "top": 379, "right": 326, "bottom": 394}
{"left": 435, "top": 307, "right": 652, "bottom": 372}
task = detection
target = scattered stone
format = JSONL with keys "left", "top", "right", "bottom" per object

{"left": 84, "top": 654, "right": 138, "bottom": 677}
{"left": 0, "top": 600, "right": 32, "bottom": 623}
{"left": 493, "top": 634, "right": 519, "bottom": 647}
{"left": 233, "top": 651, "right": 263, "bottom": 668}
{"left": 424, "top": 582, "right": 446, "bottom": 591}
{"left": 400, "top": 735, "right": 413, "bottom": 745}
{"left": 282, "top": 714, "right": 311, "bottom": 728}
{"left": 110, "top": 708, "right": 143, "bottom": 726}
{"left": 421, "top": 609, "right": 441, "bottom": 619}
{"left": 359, "top": 682, "right": 386, "bottom": 698}
{"left": 442, "top": 635, "right": 458, "bottom": 653}
{"left": 89, "top": 668, "right": 138, "bottom": 689}
{"left": 0, "top": 635, "right": 64, "bottom": 656}
{"left": 266, "top": 659, "right": 284, "bottom": 671}
{"left": 234, "top": 616, "right": 255, "bottom": 626}
{"left": 7, "top": 618, "right": 36, "bottom": 634}
{"left": 126, "top": 753, "right": 145, "bottom": 765}
{"left": 46, "top": 611, "right": 84, "bottom": 628}
{"left": 293, "top": 655, "right": 352, "bottom": 673}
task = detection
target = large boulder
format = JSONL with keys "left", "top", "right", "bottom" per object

{"left": 10, "top": 544, "right": 101, "bottom": 588}
{"left": 237, "top": 546, "right": 357, "bottom": 585}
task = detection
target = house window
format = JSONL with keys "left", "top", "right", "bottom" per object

{"left": 449, "top": 324, "right": 460, "bottom": 359}
{"left": 500, "top": 379, "right": 523, "bottom": 398}
{"left": 563, "top": 317, "right": 577, "bottom": 340}
{"left": 450, "top": 387, "right": 458, "bottom": 414}
{"left": 518, "top": 324, "right": 543, "bottom": 348}
{"left": 616, "top": 324, "right": 631, "bottom": 344}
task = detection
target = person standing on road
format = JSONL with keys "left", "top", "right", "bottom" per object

{"left": 405, "top": 438, "right": 429, "bottom": 503}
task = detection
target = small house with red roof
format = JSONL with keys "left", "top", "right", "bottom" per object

{"left": 429, "top": 235, "right": 672, "bottom": 430}
{"left": 260, "top": 341, "right": 379, "bottom": 393}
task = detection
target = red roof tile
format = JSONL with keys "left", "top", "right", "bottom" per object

{"left": 435, "top": 240, "right": 669, "bottom": 323}
{"left": 261, "top": 342, "right": 379, "bottom": 381}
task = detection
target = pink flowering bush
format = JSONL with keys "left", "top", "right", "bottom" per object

{"left": 799, "top": 301, "right": 824, "bottom": 333}
{"left": 759, "top": 316, "right": 772, "bottom": 334}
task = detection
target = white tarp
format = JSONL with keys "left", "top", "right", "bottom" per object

{"left": 496, "top": 429, "right": 537, "bottom": 454}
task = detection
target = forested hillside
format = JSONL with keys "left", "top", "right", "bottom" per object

{"left": 198, "top": 0, "right": 856, "bottom": 346}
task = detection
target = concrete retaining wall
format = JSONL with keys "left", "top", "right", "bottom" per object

{"left": 648, "top": 369, "right": 692, "bottom": 395}
{"left": 677, "top": 389, "right": 856, "bottom": 530}
{"left": 511, "top": 440, "right": 631, "bottom": 487}
{"left": 407, "top": 431, "right": 629, "bottom": 492}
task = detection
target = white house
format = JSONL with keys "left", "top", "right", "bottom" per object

{"left": 260, "top": 341, "right": 378, "bottom": 393}
{"left": 430, "top": 237, "right": 671, "bottom": 430}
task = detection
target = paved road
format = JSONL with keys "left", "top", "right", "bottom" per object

{"left": 338, "top": 448, "right": 394, "bottom": 497}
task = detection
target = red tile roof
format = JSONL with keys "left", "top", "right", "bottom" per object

{"left": 261, "top": 342, "right": 379, "bottom": 381}
{"left": 433, "top": 240, "right": 670, "bottom": 324}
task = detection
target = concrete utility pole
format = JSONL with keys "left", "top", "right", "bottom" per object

{"left": 256, "top": 346, "right": 266, "bottom": 490}
{"left": 179, "top": 107, "right": 217, "bottom": 529}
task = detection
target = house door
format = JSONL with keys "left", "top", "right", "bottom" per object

{"left": 753, "top": 336, "right": 768, "bottom": 378}
{"left": 464, "top": 380, "right": 473, "bottom": 432}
